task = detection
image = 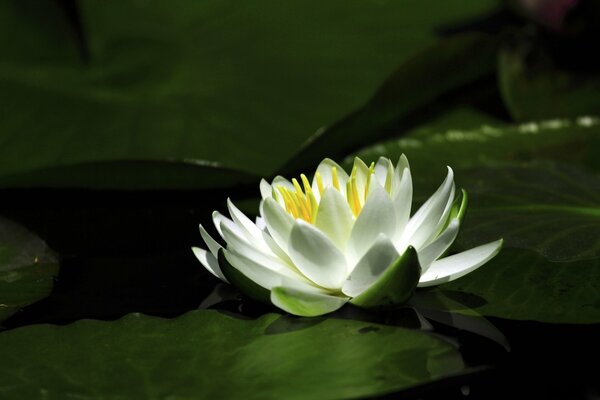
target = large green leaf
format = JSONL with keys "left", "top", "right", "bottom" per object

{"left": 0, "top": 310, "right": 468, "bottom": 399}
{"left": 438, "top": 249, "right": 600, "bottom": 323}
{"left": 281, "top": 33, "right": 501, "bottom": 174}
{"left": 498, "top": 38, "right": 600, "bottom": 121}
{"left": 0, "top": 0, "right": 497, "bottom": 188}
{"left": 0, "top": 216, "right": 59, "bottom": 323}
{"left": 351, "top": 117, "right": 600, "bottom": 323}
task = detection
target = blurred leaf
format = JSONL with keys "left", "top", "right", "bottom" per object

{"left": 281, "top": 33, "right": 501, "bottom": 174}
{"left": 0, "top": 310, "right": 469, "bottom": 398}
{"left": 0, "top": 216, "right": 58, "bottom": 323}
{"left": 0, "top": 0, "right": 80, "bottom": 64}
{"left": 0, "top": 0, "right": 497, "bottom": 188}
{"left": 498, "top": 39, "right": 600, "bottom": 121}
{"left": 351, "top": 117, "right": 600, "bottom": 323}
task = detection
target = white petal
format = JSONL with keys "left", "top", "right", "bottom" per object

{"left": 255, "top": 216, "right": 266, "bottom": 230}
{"left": 192, "top": 247, "right": 228, "bottom": 282}
{"left": 418, "top": 219, "right": 460, "bottom": 271}
{"left": 310, "top": 158, "right": 349, "bottom": 201}
{"left": 259, "top": 179, "right": 272, "bottom": 200}
{"left": 347, "top": 185, "right": 396, "bottom": 264}
{"left": 224, "top": 249, "right": 301, "bottom": 290}
{"left": 392, "top": 154, "right": 410, "bottom": 195}
{"left": 261, "top": 198, "right": 295, "bottom": 253}
{"left": 392, "top": 166, "right": 412, "bottom": 239}
{"left": 260, "top": 229, "right": 295, "bottom": 266}
{"left": 342, "top": 234, "right": 399, "bottom": 297}
{"left": 220, "top": 220, "right": 305, "bottom": 282}
{"left": 374, "top": 157, "right": 393, "bottom": 187}
{"left": 199, "top": 224, "right": 221, "bottom": 257}
{"left": 418, "top": 239, "right": 504, "bottom": 287}
{"left": 400, "top": 167, "right": 455, "bottom": 250}
{"left": 271, "top": 176, "right": 296, "bottom": 191}
{"left": 227, "top": 198, "right": 268, "bottom": 250}
{"left": 288, "top": 220, "right": 348, "bottom": 289}
{"left": 212, "top": 210, "right": 234, "bottom": 238}
{"left": 314, "top": 187, "right": 354, "bottom": 249}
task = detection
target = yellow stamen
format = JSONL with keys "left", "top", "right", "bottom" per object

{"left": 365, "top": 162, "right": 375, "bottom": 201}
{"left": 308, "top": 192, "right": 319, "bottom": 223}
{"left": 300, "top": 174, "right": 314, "bottom": 216}
{"left": 292, "top": 178, "right": 304, "bottom": 197}
{"left": 315, "top": 172, "right": 324, "bottom": 196}
{"left": 275, "top": 162, "right": 379, "bottom": 223}
{"left": 301, "top": 174, "right": 312, "bottom": 196}
{"left": 295, "top": 191, "right": 311, "bottom": 222}
{"left": 278, "top": 186, "right": 299, "bottom": 219}
{"left": 281, "top": 178, "right": 314, "bottom": 223}
{"left": 346, "top": 180, "right": 355, "bottom": 216}
{"left": 332, "top": 167, "right": 340, "bottom": 191}
{"left": 384, "top": 162, "right": 394, "bottom": 194}
{"left": 347, "top": 166, "right": 361, "bottom": 217}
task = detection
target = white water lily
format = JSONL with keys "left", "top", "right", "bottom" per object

{"left": 193, "top": 155, "right": 503, "bottom": 317}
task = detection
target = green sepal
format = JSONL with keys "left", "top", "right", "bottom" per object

{"left": 451, "top": 188, "right": 468, "bottom": 223}
{"left": 217, "top": 249, "right": 271, "bottom": 304}
{"left": 441, "top": 189, "right": 468, "bottom": 232}
{"left": 350, "top": 246, "right": 421, "bottom": 308}
{"left": 271, "top": 286, "right": 348, "bottom": 317}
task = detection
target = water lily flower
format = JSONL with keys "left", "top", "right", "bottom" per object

{"left": 193, "top": 156, "right": 503, "bottom": 317}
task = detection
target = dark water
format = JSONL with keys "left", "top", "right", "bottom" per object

{"left": 1, "top": 189, "right": 599, "bottom": 400}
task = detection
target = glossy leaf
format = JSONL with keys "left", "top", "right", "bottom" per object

{"left": 0, "top": 217, "right": 59, "bottom": 323}
{"left": 438, "top": 249, "right": 600, "bottom": 323}
{"left": 0, "top": 0, "right": 496, "bottom": 189}
{"left": 0, "top": 310, "right": 468, "bottom": 399}
{"left": 350, "top": 118, "right": 600, "bottom": 323}
{"left": 281, "top": 33, "right": 500, "bottom": 174}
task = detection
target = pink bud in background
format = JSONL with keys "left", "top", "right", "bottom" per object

{"left": 521, "top": 0, "right": 578, "bottom": 30}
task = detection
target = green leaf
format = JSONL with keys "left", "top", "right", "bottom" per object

{"left": 351, "top": 247, "right": 421, "bottom": 308}
{"left": 0, "top": 216, "right": 59, "bottom": 323}
{"left": 350, "top": 118, "right": 600, "bottom": 323}
{"left": 270, "top": 287, "right": 348, "bottom": 317}
{"left": 0, "top": 0, "right": 497, "bottom": 188}
{"left": 498, "top": 38, "right": 600, "bottom": 121}
{"left": 0, "top": 310, "right": 468, "bottom": 399}
{"left": 281, "top": 33, "right": 500, "bottom": 174}
{"left": 438, "top": 249, "right": 600, "bottom": 324}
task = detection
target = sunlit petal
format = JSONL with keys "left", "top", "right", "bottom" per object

{"left": 288, "top": 220, "right": 348, "bottom": 289}
{"left": 347, "top": 185, "right": 396, "bottom": 263}
{"left": 192, "top": 247, "right": 228, "bottom": 283}
{"left": 342, "top": 234, "right": 399, "bottom": 297}
{"left": 418, "top": 239, "right": 504, "bottom": 287}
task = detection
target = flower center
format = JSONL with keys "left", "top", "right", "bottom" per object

{"left": 276, "top": 162, "right": 377, "bottom": 223}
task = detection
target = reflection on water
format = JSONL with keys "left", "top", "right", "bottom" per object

{"left": 198, "top": 281, "right": 510, "bottom": 370}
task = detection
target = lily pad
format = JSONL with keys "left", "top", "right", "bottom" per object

{"left": 438, "top": 249, "right": 600, "bottom": 323}
{"left": 350, "top": 118, "right": 600, "bottom": 323}
{"left": 0, "top": 216, "right": 59, "bottom": 323}
{"left": 0, "top": 310, "right": 468, "bottom": 399}
{"left": 498, "top": 38, "right": 600, "bottom": 121}
{"left": 281, "top": 33, "right": 501, "bottom": 174}
{"left": 0, "top": 0, "right": 497, "bottom": 189}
